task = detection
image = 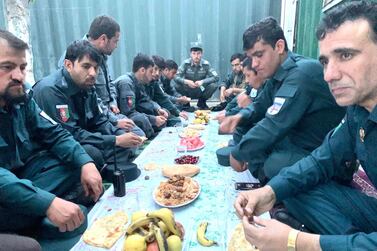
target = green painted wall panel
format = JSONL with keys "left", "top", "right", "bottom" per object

{"left": 294, "top": 0, "right": 323, "bottom": 59}
{"left": 29, "top": 0, "right": 281, "bottom": 84}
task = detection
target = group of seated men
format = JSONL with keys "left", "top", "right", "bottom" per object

{"left": 1, "top": 1, "right": 377, "bottom": 250}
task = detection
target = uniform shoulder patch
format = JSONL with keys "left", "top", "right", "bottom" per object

{"left": 267, "top": 97, "right": 286, "bottom": 115}
{"left": 40, "top": 110, "right": 57, "bottom": 125}
{"left": 56, "top": 104, "right": 70, "bottom": 122}
{"left": 250, "top": 88, "right": 258, "bottom": 98}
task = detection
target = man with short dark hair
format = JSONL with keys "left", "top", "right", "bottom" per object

{"left": 161, "top": 59, "right": 191, "bottom": 111}
{"left": 59, "top": 15, "right": 145, "bottom": 136}
{"left": 221, "top": 17, "right": 345, "bottom": 183}
{"left": 212, "top": 53, "right": 246, "bottom": 111}
{"left": 34, "top": 40, "right": 142, "bottom": 181}
{"left": 115, "top": 53, "right": 167, "bottom": 138}
{"left": 0, "top": 30, "right": 101, "bottom": 237}
{"left": 175, "top": 42, "right": 219, "bottom": 110}
{"left": 235, "top": 1, "right": 377, "bottom": 250}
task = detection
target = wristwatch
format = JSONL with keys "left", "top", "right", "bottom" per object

{"left": 287, "top": 229, "right": 300, "bottom": 251}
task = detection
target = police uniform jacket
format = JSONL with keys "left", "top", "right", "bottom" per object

{"left": 160, "top": 76, "right": 181, "bottom": 103}
{"left": 225, "top": 85, "right": 262, "bottom": 116}
{"left": 175, "top": 58, "right": 219, "bottom": 86}
{"left": 268, "top": 104, "right": 377, "bottom": 250}
{"left": 58, "top": 36, "right": 119, "bottom": 125}
{"left": 220, "top": 71, "right": 246, "bottom": 90}
{"left": 33, "top": 68, "right": 124, "bottom": 153}
{"left": 114, "top": 73, "right": 158, "bottom": 126}
{"left": 231, "top": 52, "right": 346, "bottom": 166}
{"left": 0, "top": 94, "right": 92, "bottom": 216}
{"left": 146, "top": 80, "right": 180, "bottom": 117}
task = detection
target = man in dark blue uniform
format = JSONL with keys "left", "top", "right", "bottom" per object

{"left": 58, "top": 15, "right": 145, "bottom": 137}
{"left": 234, "top": 2, "right": 377, "bottom": 250}
{"left": 161, "top": 59, "right": 191, "bottom": 110}
{"left": 0, "top": 30, "right": 102, "bottom": 236}
{"left": 220, "top": 17, "right": 345, "bottom": 182}
{"left": 175, "top": 42, "right": 219, "bottom": 109}
{"left": 34, "top": 40, "right": 142, "bottom": 181}
{"left": 114, "top": 54, "right": 167, "bottom": 138}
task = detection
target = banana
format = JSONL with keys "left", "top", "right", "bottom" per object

{"left": 126, "top": 216, "right": 158, "bottom": 235}
{"left": 152, "top": 224, "right": 168, "bottom": 251}
{"left": 135, "top": 226, "right": 155, "bottom": 243}
{"left": 197, "top": 222, "right": 217, "bottom": 247}
{"left": 147, "top": 208, "right": 181, "bottom": 237}
{"left": 157, "top": 221, "right": 170, "bottom": 237}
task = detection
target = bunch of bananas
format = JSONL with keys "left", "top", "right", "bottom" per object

{"left": 123, "top": 208, "right": 183, "bottom": 251}
{"left": 197, "top": 221, "right": 217, "bottom": 247}
{"left": 193, "top": 110, "right": 210, "bottom": 124}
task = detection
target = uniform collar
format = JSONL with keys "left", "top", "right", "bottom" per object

{"left": 353, "top": 105, "right": 377, "bottom": 124}
{"left": 190, "top": 59, "right": 203, "bottom": 67}
{"left": 59, "top": 68, "right": 84, "bottom": 96}
{"left": 272, "top": 51, "right": 297, "bottom": 82}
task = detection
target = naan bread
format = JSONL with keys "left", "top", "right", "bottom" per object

{"left": 144, "top": 162, "right": 159, "bottom": 171}
{"left": 83, "top": 211, "right": 128, "bottom": 249}
{"left": 162, "top": 164, "right": 200, "bottom": 178}
{"left": 228, "top": 223, "right": 258, "bottom": 251}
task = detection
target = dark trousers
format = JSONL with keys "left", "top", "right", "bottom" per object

{"left": 0, "top": 152, "right": 80, "bottom": 232}
{"left": 0, "top": 234, "right": 41, "bottom": 251}
{"left": 128, "top": 112, "right": 155, "bottom": 138}
{"left": 285, "top": 181, "right": 377, "bottom": 235}
{"left": 175, "top": 82, "right": 218, "bottom": 101}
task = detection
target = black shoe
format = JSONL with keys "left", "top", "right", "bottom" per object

{"left": 272, "top": 208, "right": 310, "bottom": 232}
{"left": 197, "top": 99, "right": 209, "bottom": 110}
{"left": 211, "top": 102, "right": 227, "bottom": 111}
{"left": 181, "top": 104, "right": 196, "bottom": 112}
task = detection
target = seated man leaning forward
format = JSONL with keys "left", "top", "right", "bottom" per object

{"left": 223, "top": 17, "right": 345, "bottom": 182}
{"left": 0, "top": 30, "right": 102, "bottom": 236}
{"left": 234, "top": 1, "right": 377, "bottom": 250}
{"left": 33, "top": 40, "right": 142, "bottom": 181}
{"left": 114, "top": 53, "right": 167, "bottom": 138}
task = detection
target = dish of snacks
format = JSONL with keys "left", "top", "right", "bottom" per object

{"left": 174, "top": 155, "right": 199, "bottom": 164}
{"left": 179, "top": 137, "right": 205, "bottom": 152}
{"left": 153, "top": 175, "right": 200, "bottom": 208}
{"left": 179, "top": 128, "right": 201, "bottom": 138}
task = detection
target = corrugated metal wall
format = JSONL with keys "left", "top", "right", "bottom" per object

{"left": 0, "top": 0, "right": 6, "bottom": 29}
{"left": 29, "top": 0, "right": 281, "bottom": 83}
{"left": 294, "top": 0, "right": 323, "bottom": 59}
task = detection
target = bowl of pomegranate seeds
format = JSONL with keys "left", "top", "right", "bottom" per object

{"left": 174, "top": 155, "right": 199, "bottom": 164}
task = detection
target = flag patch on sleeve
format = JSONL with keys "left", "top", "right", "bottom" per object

{"left": 267, "top": 97, "right": 286, "bottom": 115}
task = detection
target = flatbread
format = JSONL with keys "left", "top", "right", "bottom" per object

{"left": 228, "top": 223, "right": 258, "bottom": 251}
{"left": 162, "top": 164, "right": 200, "bottom": 178}
{"left": 187, "top": 124, "right": 206, "bottom": 130}
{"left": 83, "top": 211, "right": 128, "bottom": 249}
{"left": 144, "top": 162, "right": 159, "bottom": 171}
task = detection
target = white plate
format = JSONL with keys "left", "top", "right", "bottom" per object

{"left": 186, "top": 143, "right": 205, "bottom": 152}
{"left": 153, "top": 179, "right": 201, "bottom": 208}
{"left": 178, "top": 131, "right": 202, "bottom": 138}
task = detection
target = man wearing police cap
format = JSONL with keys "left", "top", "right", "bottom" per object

{"left": 175, "top": 42, "right": 219, "bottom": 110}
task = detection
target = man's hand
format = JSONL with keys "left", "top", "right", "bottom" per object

{"left": 46, "top": 197, "right": 85, "bottom": 232}
{"left": 234, "top": 185, "right": 276, "bottom": 218}
{"left": 179, "top": 111, "right": 188, "bottom": 120}
{"left": 176, "top": 96, "right": 191, "bottom": 104}
{"left": 215, "top": 110, "right": 226, "bottom": 123}
{"left": 242, "top": 216, "right": 292, "bottom": 251}
{"left": 219, "top": 114, "right": 242, "bottom": 133}
{"left": 185, "top": 80, "right": 196, "bottom": 88}
{"left": 115, "top": 132, "right": 143, "bottom": 148}
{"left": 110, "top": 105, "right": 120, "bottom": 114}
{"left": 155, "top": 116, "right": 167, "bottom": 127}
{"left": 117, "top": 118, "right": 135, "bottom": 130}
{"left": 237, "top": 93, "right": 251, "bottom": 108}
{"left": 225, "top": 88, "right": 234, "bottom": 97}
{"left": 195, "top": 80, "right": 203, "bottom": 87}
{"left": 157, "top": 108, "right": 169, "bottom": 118}
{"left": 81, "top": 163, "right": 103, "bottom": 202}
{"left": 230, "top": 153, "right": 247, "bottom": 172}
{"left": 219, "top": 86, "right": 226, "bottom": 102}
